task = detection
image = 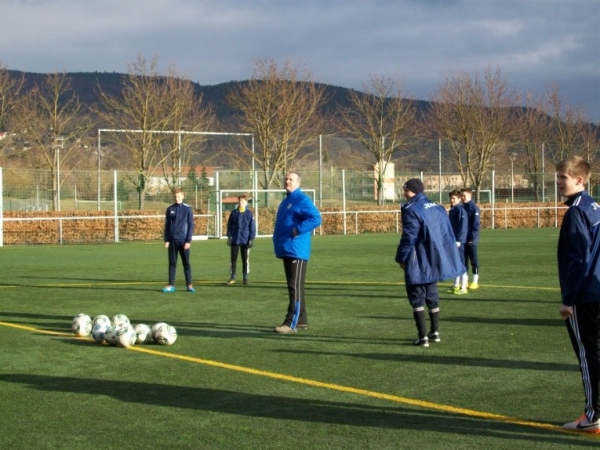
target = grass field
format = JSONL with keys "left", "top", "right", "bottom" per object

{"left": 0, "top": 229, "right": 598, "bottom": 449}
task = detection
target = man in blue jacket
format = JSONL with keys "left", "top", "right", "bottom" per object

{"left": 163, "top": 187, "right": 195, "bottom": 293}
{"left": 226, "top": 194, "right": 257, "bottom": 285}
{"left": 556, "top": 156, "right": 600, "bottom": 434}
{"left": 395, "top": 179, "right": 463, "bottom": 347}
{"left": 273, "top": 171, "right": 322, "bottom": 334}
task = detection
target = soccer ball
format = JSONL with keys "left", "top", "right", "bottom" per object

{"left": 154, "top": 323, "right": 177, "bottom": 346}
{"left": 115, "top": 324, "right": 136, "bottom": 348}
{"left": 151, "top": 322, "right": 167, "bottom": 340}
{"left": 91, "top": 323, "right": 109, "bottom": 344}
{"left": 134, "top": 324, "right": 152, "bottom": 344}
{"left": 103, "top": 325, "right": 119, "bottom": 346}
{"left": 72, "top": 313, "right": 92, "bottom": 337}
{"left": 92, "top": 314, "right": 111, "bottom": 328}
{"left": 112, "top": 314, "right": 130, "bottom": 328}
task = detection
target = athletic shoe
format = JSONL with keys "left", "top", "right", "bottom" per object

{"left": 274, "top": 324, "right": 297, "bottom": 334}
{"left": 563, "top": 414, "right": 600, "bottom": 433}
{"left": 243, "top": 279, "right": 248, "bottom": 285}
{"left": 427, "top": 331, "right": 441, "bottom": 343}
{"left": 187, "top": 286, "right": 195, "bottom": 293}
{"left": 226, "top": 279, "right": 236, "bottom": 285}
{"left": 297, "top": 324, "right": 308, "bottom": 330}
{"left": 162, "top": 285, "right": 175, "bottom": 293}
{"left": 447, "top": 286, "right": 460, "bottom": 293}
{"left": 454, "top": 288, "right": 468, "bottom": 295}
{"left": 413, "top": 337, "right": 429, "bottom": 347}
{"left": 469, "top": 282, "right": 479, "bottom": 290}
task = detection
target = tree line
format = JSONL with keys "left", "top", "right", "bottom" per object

{"left": 0, "top": 54, "right": 597, "bottom": 209}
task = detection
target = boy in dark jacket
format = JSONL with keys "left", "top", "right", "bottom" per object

{"left": 163, "top": 187, "right": 195, "bottom": 293}
{"left": 226, "top": 194, "right": 257, "bottom": 285}
{"left": 396, "top": 179, "right": 463, "bottom": 347}
{"left": 556, "top": 156, "right": 600, "bottom": 434}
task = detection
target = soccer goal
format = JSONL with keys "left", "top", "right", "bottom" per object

{"left": 217, "top": 188, "right": 316, "bottom": 239}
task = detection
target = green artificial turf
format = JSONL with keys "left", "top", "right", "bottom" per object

{"left": 0, "top": 229, "right": 598, "bottom": 449}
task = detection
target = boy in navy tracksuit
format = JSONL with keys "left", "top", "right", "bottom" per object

{"left": 395, "top": 179, "right": 463, "bottom": 347}
{"left": 556, "top": 156, "right": 600, "bottom": 434}
{"left": 163, "top": 187, "right": 195, "bottom": 293}
{"left": 226, "top": 194, "right": 257, "bottom": 285}
{"left": 460, "top": 188, "right": 481, "bottom": 289}
{"left": 448, "top": 189, "right": 468, "bottom": 294}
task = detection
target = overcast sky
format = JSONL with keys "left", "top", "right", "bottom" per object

{"left": 1, "top": 0, "right": 599, "bottom": 121}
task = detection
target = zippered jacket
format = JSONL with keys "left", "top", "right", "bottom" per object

{"left": 273, "top": 188, "right": 321, "bottom": 261}
{"left": 462, "top": 200, "right": 481, "bottom": 244}
{"left": 449, "top": 204, "right": 468, "bottom": 244}
{"left": 558, "top": 191, "right": 600, "bottom": 306}
{"left": 227, "top": 208, "right": 257, "bottom": 246}
{"left": 164, "top": 202, "right": 195, "bottom": 243}
{"left": 395, "top": 193, "right": 464, "bottom": 285}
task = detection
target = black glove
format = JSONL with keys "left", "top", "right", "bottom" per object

{"left": 227, "top": 237, "right": 232, "bottom": 246}
{"left": 248, "top": 240, "right": 253, "bottom": 248}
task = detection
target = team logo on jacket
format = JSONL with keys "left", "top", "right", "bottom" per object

{"left": 169, "top": 209, "right": 175, "bottom": 216}
{"left": 287, "top": 204, "right": 292, "bottom": 209}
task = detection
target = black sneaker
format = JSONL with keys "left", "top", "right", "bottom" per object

{"left": 414, "top": 337, "right": 429, "bottom": 347}
{"left": 427, "top": 331, "right": 441, "bottom": 343}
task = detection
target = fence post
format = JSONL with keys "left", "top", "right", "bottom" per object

{"left": 114, "top": 170, "right": 119, "bottom": 243}
{"left": 0, "top": 167, "right": 3, "bottom": 247}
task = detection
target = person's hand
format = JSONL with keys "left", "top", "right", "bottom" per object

{"left": 227, "top": 237, "right": 232, "bottom": 246}
{"left": 164, "top": 242, "right": 170, "bottom": 249}
{"left": 184, "top": 242, "right": 191, "bottom": 250}
{"left": 456, "top": 242, "right": 461, "bottom": 248}
{"left": 399, "top": 263, "right": 405, "bottom": 270}
{"left": 560, "top": 304, "right": 573, "bottom": 319}
{"left": 248, "top": 240, "right": 253, "bottom": 248}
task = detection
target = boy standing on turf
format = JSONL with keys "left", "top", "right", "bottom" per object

{"left": 396, "top": 179, "right": 463, "bottom": 347}
{"left": 226, "top": 194, "right": 257, "bottom": 286}
{"left": 448, "top": 189, "right": 468, "bottom": 294}
{"left": 556, "top": 156, "right": 600, "bottom": 434}
{"left": 163, "top": 187, "right": 195, "bottom": 293}
{"left": 460, "top": 187, "right": 481, "bottom": 289}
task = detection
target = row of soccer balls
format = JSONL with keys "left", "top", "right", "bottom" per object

{"left": 72, "top": 313, "right": 177, "bottom": 347}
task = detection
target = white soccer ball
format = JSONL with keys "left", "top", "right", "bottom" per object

{"left": 154, "top": 323, "right": 177, "bottom": 346}
{"left": 134, "top": 324, "right": 152, "bottom": 344}
{"left": 151, "top": 322, "right": 168, "bottom": 340}
{"left": 72, "top": 313, "right": 92, "bottom": 337}
{"left": 103, "top": 325, "right": 119, "bottom": 346}
{"left": 91, "top": 323, "right": 109, "bottom": 344}
{"left": 112, "top": 314, "right": 130, "bottom": 328}
{"left": 115, "top": 324, "right": 136, "bottom": 348}
{"left": 92, "top": 314, "right": 111, "bottom": 328}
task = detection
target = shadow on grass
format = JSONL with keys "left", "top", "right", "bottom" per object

{"left": 0, "top": 373, "right": 595, "bottom": 446}
{"left": 272, "top": 349, "right": 578, "bottom": 372}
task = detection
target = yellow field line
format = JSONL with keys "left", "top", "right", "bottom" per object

{"left": 1, "top": 320, "right": 594, "bottom": 439}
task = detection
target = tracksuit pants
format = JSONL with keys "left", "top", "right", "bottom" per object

{"left": 167, "top": 240, "right": 192, "bottom": 286}
{"left": 282, "top": 257, "right": 308, "bottom": 329}
{"left": 230, "top": 245, "right": 250, "bottom": 279}
{"left": 566, "top": 303, "right": 600, "bottom": 422}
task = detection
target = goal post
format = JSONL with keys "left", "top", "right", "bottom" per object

{"left": 217, "top": 188, "right": 316, "bottom": 238}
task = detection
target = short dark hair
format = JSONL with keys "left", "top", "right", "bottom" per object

{"left": 449, "top": 189, "right": 461, "bottom": 198}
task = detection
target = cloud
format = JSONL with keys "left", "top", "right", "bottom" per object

{"left": 1, "top": 0, "right": 599, "bottom": 120}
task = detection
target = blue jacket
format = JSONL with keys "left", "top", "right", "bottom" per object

{"left": 449, "top": 204, "right": 468, "bottom": 244}
{"left": 273, "top": 188, "right": 321, "bottom": 261}
{"left": 462, "top": 200, "right": 480, "bottom": 244}
{"left": 164, "top": 202, "right": 195, "bottom": 243}
{"left": 395, "top": 193, "right": 464, "bottom": 285}
{"left": 227, "top": 207, "right": 256, "bottom": 246}
{"left": 557, "top": 191, "right": 600, "bottom": 306}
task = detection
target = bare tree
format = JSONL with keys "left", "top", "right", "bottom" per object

{"left": 545, "top": 84, "right": 595, "bottom": 163}
{"left": 429, "top": 66, "right": 520, "bottom": 201}
{"left": 516, "top": 93, "right": 551, "bottom": 201}
{"left": 226, "top": 58, "right": 328, "bottom": 189}
{"left": 13, "top": 72, "right": 91, "bottom": 210}
{"left": 338, "top": 74, "right": 417, "bottom": 205}
{"left": 0, "top": 63, "right": 24, "bottom": 161}
{"left": 96, "top": 54, "right": 214, "bottom": 208}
